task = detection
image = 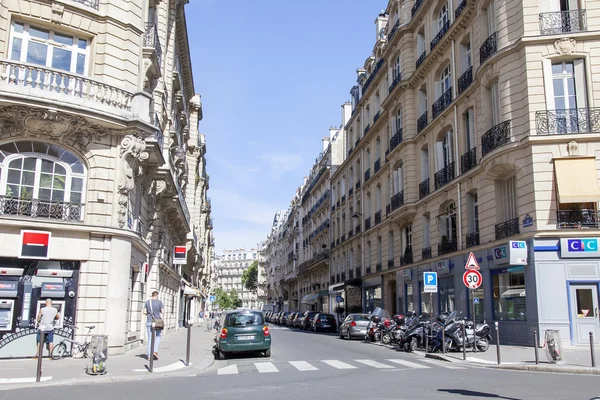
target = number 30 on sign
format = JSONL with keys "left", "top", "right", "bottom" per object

{"left": 463, "top": 269, "right": 482, "bottom": 289}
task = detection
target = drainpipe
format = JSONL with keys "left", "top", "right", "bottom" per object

{"left": 451, "top": 39, "right": 463, "bottom": 250}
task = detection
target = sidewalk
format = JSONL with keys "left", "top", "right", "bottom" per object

{"left": 0, "top": 324, "right": 215, "bottom": 391}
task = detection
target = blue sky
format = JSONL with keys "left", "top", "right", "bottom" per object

{"left": 186, "top": 0, "right": 386, "bottom": 253}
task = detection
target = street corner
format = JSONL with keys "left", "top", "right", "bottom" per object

{"left": 485, "top": 363, "right": 600, "bottom": 376}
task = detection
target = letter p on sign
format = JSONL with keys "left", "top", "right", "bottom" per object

{"left": 423, "top": 272, "right": 438, "bottom": 293}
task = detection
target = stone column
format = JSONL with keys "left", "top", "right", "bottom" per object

{"left": 105, "top": 236, "right": 133, "bottom": 353}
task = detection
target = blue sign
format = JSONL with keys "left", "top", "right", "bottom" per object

{"left": 473, "top": 297, "right": 480, "bottom": 305}
{"left": 511, "top": 241, "right": 526, "bottom": 249}
{"left": 423, "top": 272, "right": 438, "bottom": 293}
{"left": 522, "top": 214, "right": 533, "bottom": 228}
{"left": 336, "top": 295, "right": 344, "bottom": 303}
{"left": 209, "top": 295, "right": 216, "bottom": 303}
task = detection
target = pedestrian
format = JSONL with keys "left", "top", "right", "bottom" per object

{"left": 143, "top": 291, "right": 165, "bottom": 360}
{"left": 33, "top": 298, "right": 59, "bottom": 359}
{"left": 199, "top": 310, "right": 204, "bottom": 325}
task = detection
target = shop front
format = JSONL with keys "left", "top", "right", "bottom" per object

{"left": 362, "top": 276, "right": 382, "bottom": 314}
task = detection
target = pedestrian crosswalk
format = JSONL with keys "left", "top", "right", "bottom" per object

{"left": 213, "top": 358, "right": 466, "bottom": 376}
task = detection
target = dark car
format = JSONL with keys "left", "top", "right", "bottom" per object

{"left": 214, "top": 310, "right": 271, "bottom": 359}
{"left": 300, "top": 311, "right": 320, "bottom": 330}
{"left": 311, "top": 313, "right": 337, "bottom": 332}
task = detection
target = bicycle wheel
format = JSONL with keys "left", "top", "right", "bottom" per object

{"left": 51, "top": 342, "right": 67, "bottom": 360}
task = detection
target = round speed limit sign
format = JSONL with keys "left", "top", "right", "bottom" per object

{"left": 463, "top": 269, "right": 482, "bottom": 289}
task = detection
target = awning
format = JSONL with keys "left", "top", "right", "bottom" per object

{"left": 301, "top": 293, "right": 319, "bottom": 305}
{"left": 331, "top": 284, "right": 345, "bottom": 291}
{"left": 183, "top": 286, "right": 197, "bottom": 296}
{"left": 554, "top": 157, "right": 600, "bottom": 203}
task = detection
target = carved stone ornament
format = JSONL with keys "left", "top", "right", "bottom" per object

{"left": 0, "top": 106, "right": 109, "bottom": 149}
{"left": 567, "top": 141, "right": 579, "bottom": 156}
{"left": 51, "top": 3, "right": 64, "bottom": 24}
{"left": 117, "top": 135, "right": 149, "bottom": 228}
{"left": 554, "top": 38, "right": 577, "bottom": 55}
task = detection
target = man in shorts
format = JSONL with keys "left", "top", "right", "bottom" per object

{"left": 34, "top": 298, "right": 59, "bottom": 358}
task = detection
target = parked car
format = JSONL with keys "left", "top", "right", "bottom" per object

{"left": 286, "top": 312, "right": 297, "bottom": 327}
{"left": 278, "top": 311, "right": 291, "bottom": 325}
{"left": 214, "top": 309, "right": 271, "bottom": 360}
{"left": 339, "top": 313, "right": 370, "bottom": 340}
{"left": 300, "top": 311, "right": 320, "bottom": 330}
{"left": 311, "top": 313, "right": 337, "bottom": 332}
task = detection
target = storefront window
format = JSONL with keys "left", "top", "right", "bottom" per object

{"left": 405, "top": 283, "right": 414, "bottom": 313}
{"left": 438, "top": 277, "right": 455, "bottom": 313}
{"left": 420, "top": 282, "right": 433, "bottom": 315}
{"left": 468, "top": 287, "right": 485, "bottom": 322}
{"left": 492, "top": 266, "right": 526, "bottom": 321}
{"left": 365, "top": 286, "right": 382, "bottom": 313}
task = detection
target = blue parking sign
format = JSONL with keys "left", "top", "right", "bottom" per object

{"left": 423, "top": 272, "right": 438, "bottom": 293}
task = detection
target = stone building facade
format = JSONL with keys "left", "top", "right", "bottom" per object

{"left": 213, "top": 249, "right": 259, "bottom": 309}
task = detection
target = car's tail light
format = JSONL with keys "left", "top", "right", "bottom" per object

{"left": 350, "top": 321, "right": 356, "bottom": 327}
{"left": 317, "top": 319, "right": 322, "bottom": 322}
{"left": 263, "top": 326, "right": 270, "bottom": 336}
{"left": 220, "top": 328, "right": 227, "bottom": 339}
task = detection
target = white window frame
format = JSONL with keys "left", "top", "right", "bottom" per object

{"left": 440, "top": 65, "right": 452, "bottom": 95}
{"left": 395, "top": 109, "right": 403, "bottom": 134}
{"left": 438, "top": 2, "right": 449, "bottom": 30}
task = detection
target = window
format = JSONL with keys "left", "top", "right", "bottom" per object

{"left": 377, "top": 236, "right": 382, "bottom": 265}
{"left": 417, "top": 32, "right": 425, "bottom": 55}
{"left": 419, "top": 89, "right": 427, "bottom": 114}
{"left": 375, "top": 186, "right": 381, "bottom": 211}
{"left": 487, "top": 1, "right": 496, "bottom": 35}
{"left": 423, "top": 214, "right": 431, "bottom": 247}
{"left": 436, "top": 130, "right": 453, "bottom": 171}
{"left": 439, "top": 65, "right": 451, "bottom": 96}
{"left": 420, "top": 147, "right": 429, "bottom": 180}
{"left": 464, "top": 108, "right": 475, "bottom": 151}
{"left": 438, "top": 2, "right": 449, "bottom": 31}
{"left": 393, "top": 55, "right": 401, "bottom": 80}
{"left": 464, "top": 42, "right": 472, "bottom": 70}
{"left": 365, "top": 193, "right": 371, "bottom": 218}
{"left": 405, "top": 283, "right": 414, "bottom": 313}
{"left": 366, "top": 241, "right": 372, "bottom": 269}
{"left": 442, "top": 202, "right": 457, "bottom": 241}
{"left": 388, "top": 231, "right": 394, "bottom": 261}
{"left": 438, "top": 277, "right": 455, "bottom": 313}
{"left": 393, "top": 161, "right": 404, "bottom": 194}
{"left": 394, "top": 109, "right": 402, "bottom": 134}
{"left": 468, "top": 192, "right": 479, "bottom": 233}
{"left": 404, "top": 224, "right": 412, "bottom": 253}
{"left": 492, "top": 266, "right": 526, "bottom": 321}
{"left": 500, "top": 176, "right": 517, "bottom": 221}
{"left": 551, "top": 60, "right": 588, "bottom": 131}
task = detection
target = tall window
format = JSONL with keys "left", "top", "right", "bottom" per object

{"left": 439, "top": 65, "right": 452, "bottom": 96}
{"left": 419, "top": 88, "right": 427, "bottom": 114}
{"left": 442, "top": 202, "right": 457, "bottom": 241}
{"left": 501, "top": 176, "right": 518, "bottom": 221}
{"left": 394, "top": 109, "right": 402, "bottom": 134}
{"left": 492, "top": 266, "right": 526, "bottom": 321}
{"left": 552, "top": 61, "right": 577, "bottom": 111}
{"left": 393, "top": 161, "right": 404, "bottom": 194}
{"left": 388, "top": 231, "right": 394, "bottom": 261}
{"left": 437, "top": 130, "right": 453, "bottom": 171}
{"left": 421, "top": 147, "right": 429, "bottom": 180}
{"left": 438, "top": 2, "right": 449, "bottom": 31}
{"left": 423, "top": 214, "right": 431, "bottom": 248}
{"left": 464, "top": 108, "right": 475, "bottom": 151}
{"left": 375, "top": 185, "right": 381, "bottom": 211}
{"left": 404, "top": 224, "right": 413, "bottom": 253}
{"left": 489, "top": 81, "right": 500, "bottom": 126}
{"left": 366, "top": 193, "right": 371, "bottom": 218}
{"left": 366, "top": 241, "right": 372, "bottom": 269}
{"left": 468, "top": 192, "right": 479, "bottom": 233}
{"left": 375, "top": 138, "right": 381, "bottom": 160}
{"left": 393, "top": 55, "right": 401, "bottom": 80}
{"left": 377, "top": 236, "right": 382, "bottom": 265}
{"left": 487, "top": 1, "right": 496, "bottom": 36}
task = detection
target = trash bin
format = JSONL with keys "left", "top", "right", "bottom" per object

{"left": 86, "top": 335, "right": 108, "bottom": 375}
{"left": 544, "top": 329, "right": 563, "bottom": 364}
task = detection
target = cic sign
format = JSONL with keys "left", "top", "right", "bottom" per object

{"left": 493, "top": 241, "right": 528, "bottom": 266}
{"left": 560, "top": 238, "right": 600, "bottom": 258}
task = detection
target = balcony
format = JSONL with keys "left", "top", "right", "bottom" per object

{"left": 432, "top": 88, "right": 453, "bottom": 119}
{"left": 434, "top": 162, "right": 455, "bottom": 190}
{"left": 480, "top": 32, "right": 497, "bottom": 65}
{"left": 539, "top": 10, "right": 587, "bottom": 35}
{"left": 0, "top": 196, "right": 83, "bottom": 222}
{"left": 438, "top": 239, "right": 458, "bottom": 255}
{"left": 389, "top": 73, "right": 402, "bottom": 94}
{"left": 355, "top": 266, "right": 361, "bottom": 278}
{"left": 482, "top": 120, "right": 511, "bottom": 157}
{"left": 400, "top": 252, "right": 413, "bottom": 265}
{"left": 417, "top": 111, "right": 428, "bottom": 133}
{"left": 143, "top": 22, "right": 163, "bottom": 69}
{"left": 375, "top": 210, "right": 382, "bottom": 225}
{"left": 341, "top": 234, "right": 346, "bottom": 242}
{"left": 376, "top": 263, "right": 382, "bottom": 273}
{"left": 466, "top": 231, "right": 480, "bottom": 247}
{"left": 364, "top": 168, "right": 371, "bottom": 182}
{"left": 388, "top": 19, "right": 401, "bottom": 41}
{"left": 455, "top": 0, "right": 467, "bottom": 19}
{"left": 431, "top": 21, "right": 450, "bottom": 51}
{"left": 366, "top": 266, "right": 372, "bottom": 275}
{"left": 355, "top": 225, "right": 361, "bottom": 235}
{"left": 348, "top": 229, "right": 354, "bottom": 238}
{"left": 536, "top": 108, "right": 600, "bottom": 135}
{"left": 422, "top": 247, "right": 432, "bottom": 260}
{"left": 495, "top": 217, "right": 520, "bottom": 240}
{"left": 362, "top": 59, "right": 384, "bottom": 94}
{"left": 388, "top": 260, "right": 395, "bottom": 269}
{"left": 460, "top": 148, "right": 477, "bottom": 174}
{"left": 374, "top": 158, "right": 381, "bottom": 173}
{"left": 365, "top": 217, "right": 372, "bottom": 230}
{"left": 419, "top": 178, "right": 430, "bottom": 199}
{"left": 389, "top": 128, "right": 403, "bottom": 152}
{"left": 557, "top": 209, "right": 599, "bottom": 228}
{"left": 458, "top": 67, "right": 473, "bottom": 95}
{"left": 390, "top": 191, "right": 404, "bottom": 212}
{"left": 412, "top": 0, "right": 424, "bottom": 17}
{"left": 416, "top": 51, "right": 427, "bottom": 69}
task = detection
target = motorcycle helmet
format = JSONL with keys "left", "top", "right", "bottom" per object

{"left": 393, "top": 314, "right": 405, "bottom": 326}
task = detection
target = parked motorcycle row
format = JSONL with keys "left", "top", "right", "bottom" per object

{"left": 364, "top": 308, "right": 492, "bottom": 354}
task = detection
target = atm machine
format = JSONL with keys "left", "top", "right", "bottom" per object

{"left": 0, "top": 277, "right": 19, "bottom": 332}
{"left": 35, "top": 282, "right": 67, "bottom": 329}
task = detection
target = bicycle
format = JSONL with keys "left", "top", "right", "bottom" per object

{"left": 51, "top": 324, "right": 96, "bottom": 360}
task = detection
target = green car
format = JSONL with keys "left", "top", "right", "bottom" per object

{"left": 214, "top": 310, "right": 271, "bottom": 359}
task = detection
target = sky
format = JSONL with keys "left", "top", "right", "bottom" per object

{"left": 186, "top": 0, "right": 386, "bottom": 253}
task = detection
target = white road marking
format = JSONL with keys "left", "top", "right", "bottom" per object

{"left": 133, "top": 361, "right": 188, "bottom": 373}
{"left": 387, "top": 359, "right": 431, "bottom": 369}
{"left": 321, "top": 360, "right": 357, "bottom": 369}
{"left": 254, "top": 362, "right": 279, "bottom": 373}
{"left": 0, "top": 377, "right": 52, "bottom": 383}
{"left": 421, "top": 359, "right": 466, "bottom": 369}
{"left": 354, "top": 359, "right": 395, "bottom": 369}
{"left": 217, "top": 364, "right": 239, "bottom": 375}
{"left": 289, "top": 361, "right": 318, "bottom": 371}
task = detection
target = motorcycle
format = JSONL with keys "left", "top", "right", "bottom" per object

{"left": 439, "top": 311, "right": 491, "bottom": 352}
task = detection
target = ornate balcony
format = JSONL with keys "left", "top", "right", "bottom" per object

{"left": 376, "top": 263, "right": 382, "bottom": 273}
{"left": 391, "top": 191, "right": 404, "bottom": 212}
{"left": 460, "top": 148, "right": 477, "bottom": 174}
{"left": 375, "top": 210, "right": 382, "bottom": 225}
{"left": 539, "top": 10, "right": 587, "bottom": 35}
{"left": 0, "top": 196, "right": 83, "bottom": 222}
{"left": 365, "top": 217, "right": 371, "bottom": 230}
{"left": 417, "top": 111, "right": 428, "bottom": 133}
{"left": 438, "top": 239, "right": 458, "bottom": 256}
{"left": 431, "top": 21, "right": 450, "bottom": 51}
{"left": 389, "top": 128, "right": 403, "bottom": 152}
{"left": 416, "top": 51, "right": 427, "bottom": 69}
{"left": 458, "top": 67, "right": 473, "bottom": 95}
{"left": 480, "top": 32, "right": 497, "bottom": 65}
{"left": 388, "top": 260, "right": 395, "bottom": 269}
{"left": 412, "top": 0, "right": 424, "bottom": 17}
{"left": 482, "top": 120, "right": 511, "bottom": 157}
{"left": 434, "top": 162, "right": 455, "bottom": 190}
{"left": 495, "top": 218, "right": 520, "bottom": 240}
{"left": 400, "top": 252, "right": 413, "bottom": 265}
{"left": 389, "top": 73, "right": 402, "bottom": 94}
{"left": 419, "top": 178, "right": 430, "bottom": 199}
{"left": 432, "top": 88, "right": 453, "bottom": 119}
{"left": 466, "top": 231, "right": 480, "bottom": 247}
{"left": 422, "top": 247, "right": 432, "bottom": 260}
{"left": 364, "top": 168, "right": 371, "bottom": 182}
{"left": 557, "top": 209, "right": 599, "bottom": 228}
{"left": 536, "top": 108, "right": 600, "bottom": 135}
{"left": 388, "top": 19, "right": 400, "bottom": 41}
{"left": 143, "top": 22, "right": 162, "bottom": 71}
{"left": 455, "top": 0, "right": 467, "bottom": 19}
{"left": 374, "top": 158, "right": 381, "bottom": 173}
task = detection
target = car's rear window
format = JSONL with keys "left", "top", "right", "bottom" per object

{"left": 226, "top": 312, "right": 263, "bottom": 327}
{"left": 307, "top": 312, "right": 318, "bottom": 318}
{"left": 320, "top": 314, "right": 335, "bottom": 321}
{"left": 352, "top": 314, "right": 369, "bottom": 321}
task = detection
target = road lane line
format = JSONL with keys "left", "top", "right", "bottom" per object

{"left": 289, "top": 361, "right": 318, "bottom": 371}
{"left": 254, "top": 362, "right": 279, "bottom": 373}
{"left": 354, "top": 359, "right": 395, "bottom": 369}
{"left": 421, "top": 359, "right": 466, "bottom": 369}
{"left": 322, "top": 360, "right": 357, "bottom": 369}
{"left": 217, "top": 364, "right": 239, "bottom": 375}
{"left": 387, "top": 359, "right": 431, "bottom": 369}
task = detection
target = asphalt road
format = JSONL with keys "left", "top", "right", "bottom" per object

{"left": 2, "top": 325, "right": 600, "bottom": 399}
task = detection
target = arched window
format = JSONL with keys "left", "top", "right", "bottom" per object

{"left": 443, "top": 202, "right": 457, "bottom": 241}
{"left": 443, "top": 130, "right": 453, "bottom": 166}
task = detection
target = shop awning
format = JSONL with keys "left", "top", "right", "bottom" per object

{"left": 554, "top": 157, "right": 600, "bottom": 203}
{"left": 183, "top": 286, "right": 197, "bottom": 296}
{"left": 301, "top": 293, "right": 319, "bottom": 305}
{"left": 501, "top": 288, "right": 526, "bottom": 298}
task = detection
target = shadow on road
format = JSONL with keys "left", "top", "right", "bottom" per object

{"left": 438, "top": 389, "right": 521, "bottom": 400}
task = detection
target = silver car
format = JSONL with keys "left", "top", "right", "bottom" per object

{"left": 339, "top": 313, "right": 370, "bottom": 340}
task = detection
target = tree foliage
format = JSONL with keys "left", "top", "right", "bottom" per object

{"left": 213, "top": 286, "right": 242, "bottom": 310}
{"left": 241, "top": 260, "right": 258, "bottom": 292}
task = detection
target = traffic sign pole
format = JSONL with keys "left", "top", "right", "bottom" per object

{"left": 472, "top": 288, "right": 476, "bottom": 355}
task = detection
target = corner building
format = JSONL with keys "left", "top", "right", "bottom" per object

{"left": 0, "top": 0, "right": 213, "bottom": 357}
{"left": 330, "top": 0, "right": 600, "bottom": 346}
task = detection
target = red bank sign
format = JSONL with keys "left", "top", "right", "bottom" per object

{"left": 19, "top": 230, "right": 52, "bottom": 260}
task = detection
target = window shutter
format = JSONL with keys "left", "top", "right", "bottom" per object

{"left": 467, "top": 108, "right": 475, "bottom": 150}
{"left": 574, "top": 59, "right": 587, "bottom": 109}
{"left": 435, "top": 141, "right": 445, "bottom": 171}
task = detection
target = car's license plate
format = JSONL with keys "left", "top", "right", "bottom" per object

{"left": 237, "top": 335, "right": 255, "bottom": 341}
{"left": 322, "top": 324, "right": 330, "bottom": 327}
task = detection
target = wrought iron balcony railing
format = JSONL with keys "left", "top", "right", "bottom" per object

{"left": 389, "top": 128, "right": 403, "bottom": 152}
{"left": 434, "top": 162, "right": 455, "bottom": 190}
{"left": 365, "top": 217, "right": 372, "bottom": 230}
{"left": 417, "top": 111, "right": 428, "bottom": 133}
{"left": 388, "top": 19, "right": 401, "bottom": 41}
{"left": 495, "top": 217, "right": 520, "bottom": 240}
{"left": 416, "top": 51, "right": 427, "bottom": 69}
{"left": 557, "top": 209, "right": 599, "bottom": 228}
{"left": 0, "top": 196, "right": 83, "bottom": 222}
{"left": 480, "top": 32, "right": 497, "bottom": 65}
{"left": 422, "top": 247, "right": 432, "bottom": 260}
{"left": 388, "top": 260, "right": 395, "bottom": 269}
{"left": 438, "top": 240, "right": 458, "bottom": 256}
{"left": 460, "top": 147, "right": 477, "bottom": 174}
{"left": 458, "top": 66, "right": 473, "bottom": 95}
{"left": 536, "top": 108, "right": 600, "bottom": 135}
{"left": 374, "top": 158, "right": 381, "bottom": 173}
{"left": 400, "top": 252, "right": 413, "bottom": 265}
{"left": 143, "top": 23, "right": 163, "bottom": 67}
{"left": 455, "top": 0, "right": 467, "bottom": 19}
{"left": 375, "top": 210, "right": 382, "bottom": 225}
{"left": 419, "top": 178, "right": 430, "bottom": 199}
{"left": 376, "top": 263, "right": 382, "bottom": 273}
{"left": 389, "top": 73, "right": 402, "bottom": 94}
{"left": 391, "top": 191, "right": 404, "bottom": 212}
{"left": 362, "top": 58, "right": 384, "bottom": 94}
{"left": 412, "top": 0, "right": 424, "bottom": 17}
{"left": 539, "top": 10, "right": 587, "bottom": 35}
{"left": 431, "top": 21, "right": 450, "bottom": 51}
{"left": 482, "top": 120, "right": 511, "bottom": 157}
{"left": 364, "top": 168, "right": 371, "bottom": 182}
{"left": 432, "top": 88, "right": 453, "bottom": 119}
{"left": 466, "top": 231, "right": 480, "bottom": 247}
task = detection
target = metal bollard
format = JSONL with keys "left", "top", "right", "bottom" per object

{"left": 442, "top": 326, "right": 446, "bottom": 354}
{"left": 186, "top": 320, "right": 192, "bottom": 366}
{"left": 35, "top": 331, "right": 45, "bottom": 383}
{"left": 425, "top": 324, "right": 429, "bottom": 354}
{"left": 495, "top": 321, "right": 501, "bottom": 365}
{"left": 149, "top": 324, "right": 156, "bottom": 373}
{"left": 590, "top": 332, "right": 596, "bottom": 368}
{"left": 462, "top": 322, "right": 466, "bottom": 361}
{"left": 534, "top": 330, "right": 539, "bottom": 365}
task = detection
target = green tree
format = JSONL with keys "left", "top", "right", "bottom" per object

{"left": 213, "top": 287, "right": 233, "bottom": 310}
{"left": 228, "top": 288, "right": 242, "bottom": 308}
{"left": 241, "top": 261, "right": 258, "bottom": 292}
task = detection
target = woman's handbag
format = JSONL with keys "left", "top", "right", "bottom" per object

{"left": 149, "top": 300, "right": 165, "bottom": 330}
